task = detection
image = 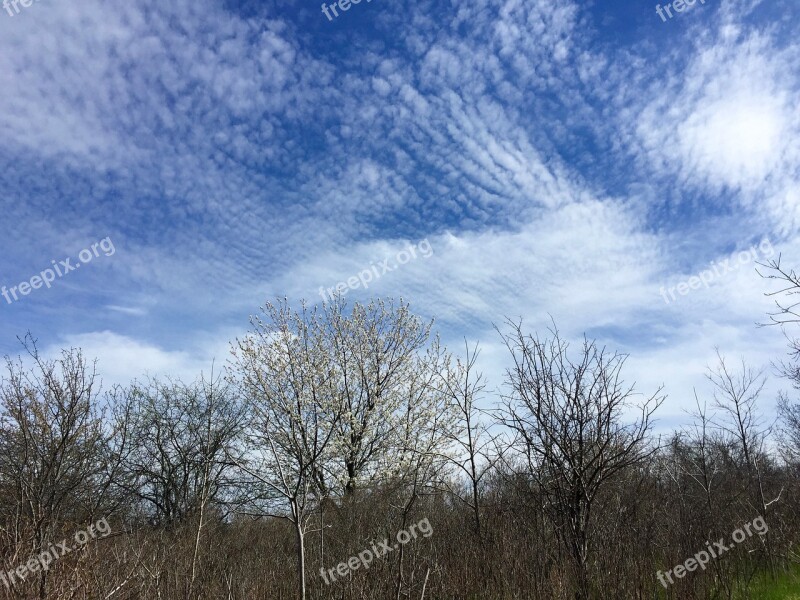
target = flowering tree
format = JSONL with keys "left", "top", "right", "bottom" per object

{"left": 231, "top": 297, "right": 458, "bottom": 599}
{"left": 230, "top": 300, "right": 342, "bottom": 600}
{"left": 323, "top": 298, "right": 448, "bottom": 496}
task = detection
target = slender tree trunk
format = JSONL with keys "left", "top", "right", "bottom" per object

{"left": 467, "top": 425, "right": 482, "bottom": 538}
{"left": 395, "top": 491, "right": 418, "bottom": 600}
{"left": 189, "top": 495, "right": 206, "bottom": 597}
{"left": 420, "top": 567, "right": 430, "bottom": 600}
{"left": 292, "top": 502, "right": 307, "bottom": 600}
{"left": 296, "top": 524, "right": 306, "bottom": 600}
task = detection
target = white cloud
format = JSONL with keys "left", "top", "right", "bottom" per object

{"left": 43, "top": 330, "right": 233, "bottom": 388}
{"left": 0, "top": 0, "right": 797, "bottom": 431}
{"left": 631, "top": 29, "right": 800, "bottom": 230}
{"left": 677, "top": 90, "right": 787, "bottom": 188}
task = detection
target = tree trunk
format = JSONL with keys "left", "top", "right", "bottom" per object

{"left": 292, "top": 504, "right": 307, "bottom": 600}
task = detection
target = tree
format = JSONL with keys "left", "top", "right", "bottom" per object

{"left": 323, "top": 297, "right": 439, "bottom": 496}
{"left": 758, "top": 254, "right": 800, "bottom": 384}
{"left": 777, "top": 393, "right": 800, "bottom": 466}
{"left": 497, "top": 320, "right": 663, "bottom": 600}
{"left": 438, "top": 340, "right": 500, "bottom": 539}
{"left": 0, "top": 335, "right": 108, "bottom": 598}
{"left": 230, "top": 299, "right": 342, "bottom": 600}
{"left": 707, "top": 351, "right": 768, "bottom": 475}
{"left": 706, "top": 352, "right": 780, "bottom": 574}
{"left": 111, "top": 374, "right": 245, "bottom": 528}
{"left": 759, "top": 255, "right": 800, "bottom": 467}
{"left": 384, "top": 338, "right": 453, "bottom": 600}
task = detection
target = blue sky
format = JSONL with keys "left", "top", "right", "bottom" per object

{"left": 0, "top": 0, "right": 798, "bottom": 425}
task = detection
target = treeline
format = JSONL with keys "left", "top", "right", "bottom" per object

{"left": 0, "top": 262, "right": 799, "bottom": 599}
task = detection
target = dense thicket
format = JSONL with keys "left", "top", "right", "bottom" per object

{"left": 1, "top": 288, "right": 799, "bottom": 599}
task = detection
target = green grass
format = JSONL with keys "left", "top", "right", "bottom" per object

{"left": 736, "top": 566, "right": 800, "bottom": 600}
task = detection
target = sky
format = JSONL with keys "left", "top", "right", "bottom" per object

{"left": 0, "top": 0, "right": 798, "bottom": 428}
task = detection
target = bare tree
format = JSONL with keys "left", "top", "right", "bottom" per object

{"left": 0, "top": 335, "right": 107, "bottom": 598}
{"left": 707, "top": 352, "right": 780, "bottom": 574}
{"left": 758, "top": 255, "right": 800, "bottom": 384}
{"left": 777, "top": 392, "right": 800, "bottom": 466}
{"left": 111, "top": 374, "right": 245, "bottom": 528}
{"left": 497, "top": 320, "right": 663, "bottom": 600}
{"left": 438, "top": 340, "right": 500, "bottom": 539}
{"left": 673, "top": 397, "right": 735, "bottom": 596}
{"left": 759, "top": 255, "right": 800, "bottom": 466}
{"left": 706, "top": 351, "right": 769, "bottom": 474}
{"left": 186, "top": 370, "right": 246, "bottom": 597}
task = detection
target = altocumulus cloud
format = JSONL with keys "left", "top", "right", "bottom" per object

{"left": 0, "top": 0, "right": 797, "bottom": 424}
